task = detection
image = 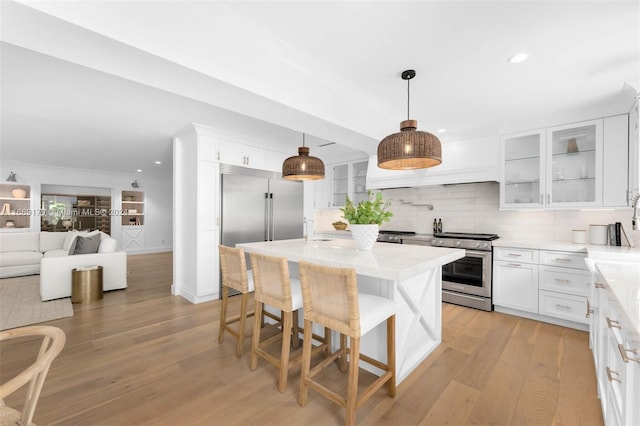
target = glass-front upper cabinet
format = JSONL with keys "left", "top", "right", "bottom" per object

{"left": 500, "top": 129, "right": 545, "bottom": 208}
{"left": 329, "top": 160, "right": 369, "bottom": 208}
{"left": 500, "top": 119, "right": 604, "bottom": 209}
{"left": 331, "top": 164, "right": 349, "bottom": 207}
{"left": 351, "top": 160, "right": 368, "bottom": 204}
{"left": 546, "top": 119, "right": 602, "bottom": 207}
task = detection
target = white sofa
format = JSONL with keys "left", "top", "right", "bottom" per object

{"left": 0, "top": 231, "right": 127, "bottom": 301}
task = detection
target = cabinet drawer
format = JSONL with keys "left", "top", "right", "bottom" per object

{"left": 540, "top": 250, "right": 587, "bottom": 270}
{"left": 494, "top": 247, "right": 538, "bottom": 264}
{"left": 538, "top": 290, "right": 588, "bottom": 324}
{"left": 539, "top": 266, "right": 591, "bottom": 297}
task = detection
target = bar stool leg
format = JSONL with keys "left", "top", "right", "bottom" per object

{"left": 339, "top": 333, "right": 348, "bottom": 373}
{"left": 250, "top": 302, "right": 263, "bottom": 371}
{"left": 236, "top": 292, "right": 249, "bottom": 357}
{"left": 292, "top": 310, "right": 300, "bottom": 349}
{"left": 387, "top": 315, "right": 396, "bottom": 397}
{"left": 346, "top": 337, "right": 360, "bottom": 426}
{"left": 218, "top": 286, "right": 229, "bottom": 344}
{"left": 299, "top": 319, "right": 313, "bottom": 407}
{"left": 278, "top": 311, "right": 293, "bottom": 392}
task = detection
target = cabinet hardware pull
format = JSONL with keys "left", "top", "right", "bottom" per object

{"left": 606, "top": 366, "right": 621, "bottom": 383}
{"left": 586, "top": 300, "right": 594, "bottom": 318}
{"left": 507, "top": 253, "right": 522, "bottom": 257}
{"left": 217, "top": 152, "right": 220, "bottom": 160}
{"left": 606, "top": 317, "right": 622, "bottom": 329}
{"left": 506, "top": 263, "right": 521, "bottom": 267}
{"left": 554, "top": 258, "right": 572, "bottom": 262}
{"left": 594, "top": 282, "right": 606, "bottom": 289}
{"left": 555, "top": 304, "right": 571, "bottom": 309}
{"left": 540, "top": 194, "right": 543, "bottom": 204}
{"left": 547, "top": 194, "right": 550, "bottom": 204}
{"left": 554, "top": 278, "right": 571, "bottom": 282}
{"left": 618, "top": 343, "right": 640, "bottom": 364}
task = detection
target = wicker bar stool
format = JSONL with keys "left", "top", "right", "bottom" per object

{"left": 298, "top": 260, "right": 396, "bottom": 426}
{"left": 249, "top": 252, "right": 330, "bottom": 393}
{"left": 218, "top": 245, "right": 256, "bottom": 357}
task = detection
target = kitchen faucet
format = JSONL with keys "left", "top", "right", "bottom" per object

{"left": 305, "top": 219, "right": 314, "bottom": 241}
{"left": 632, "top": 194, "right": 639, "bottom": 231}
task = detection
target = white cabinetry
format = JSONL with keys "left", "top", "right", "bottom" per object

{"left": 500, "top": 116, "right": 628, "bottom": 209}
{"left": 173, "top": 124, "right": 221, "bottom": 304}
{"left": 629, "top": 101, "right": 639, "bottom": 199}
{"left": 493, "top": 246, "right": 590, "bottom": 329}
{"left": 590, "top": 265, "right": 640, "bottom": 426}
{"left": 493, "top": 247, "right": 539, "bottom": 313}
{"left": 218, "top": 139, "right": 267, "bottom": 170}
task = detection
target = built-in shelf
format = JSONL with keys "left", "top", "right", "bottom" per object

{"left": 0, "top": 183, "right": 31, "bottom": 230}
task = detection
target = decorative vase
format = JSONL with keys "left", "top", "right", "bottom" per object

{"left": 11, "top": 188, "right": 27, "bottom": 199}
{"left": 349, "top": 224, "right": 379, "bottom": 251}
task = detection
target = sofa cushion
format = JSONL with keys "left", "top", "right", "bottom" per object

{"left": 0, "top": 232, "right": 39, "bottom": 253}
{"left": 40, "top": 232, "right": 67, "bottom": 253}
{"left": 0, "top": 251, "right": 43, "bottom": 267}
{"left": 63, "top": 231, "right": 78, "bottom": 251}
{"left": 43, "top": 249, "right": 70, "bottom": 258}
{"left": 62, "top": 230, "right": 107, "bottom": 252}
{"left": 98, "top": 238, "right": 117, "bottom": 253}
{"left": 73, "top": 234, "right": 101, "bottom": 254}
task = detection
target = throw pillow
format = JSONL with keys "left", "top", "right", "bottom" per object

{"left": 62, "top": 230, "right": 79, "bottom": 251}
{"left": 73, "top": 234, "right": 101, "bottom": 255}
{"left": 97, "top": 238, "right": 117, "bottom": 253}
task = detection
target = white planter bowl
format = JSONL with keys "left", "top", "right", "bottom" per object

{"left": 349, "top": 224, "right": 379, "bottom": 251}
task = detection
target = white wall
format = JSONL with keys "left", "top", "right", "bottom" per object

{"left": 0, "top": 161, "right": 173, "bottom": 253}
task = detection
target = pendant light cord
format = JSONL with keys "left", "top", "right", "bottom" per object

{"left": 406, "top": 78, "right": 411, "bottom": 120}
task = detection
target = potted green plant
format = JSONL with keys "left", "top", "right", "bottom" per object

{"left": 340, "top": 191, "right": 393, "bottom": 250}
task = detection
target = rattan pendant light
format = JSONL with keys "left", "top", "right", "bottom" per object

{"left": 377, "top": 70, "right": 442, "bottom": 170}
{"left": 282, "top": 133, "right": 325, "bottom": 180}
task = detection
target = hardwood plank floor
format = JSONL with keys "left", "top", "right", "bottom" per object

{"left": 0, "top": 252, "right": 604, "bottom": 425}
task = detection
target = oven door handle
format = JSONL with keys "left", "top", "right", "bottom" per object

{"left": 464, "top": 250, "right": 491, "bottom": 258}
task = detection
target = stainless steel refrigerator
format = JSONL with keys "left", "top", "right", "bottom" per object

{"left": 220, "top": 164, "right": 303, "bottom": 251}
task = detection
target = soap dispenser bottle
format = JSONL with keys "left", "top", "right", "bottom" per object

{"left": 433, "top": 218, "right": 438, "bottom": 234}
{"left": 437, "top": 218, "right": 443, "bottom": 233}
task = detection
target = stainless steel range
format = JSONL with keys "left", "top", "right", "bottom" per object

{"left": 431, "top": 232, "right": 499, "bottom": 311}
{"left": 376, "top": 230, "right": 416, "bottom": 244}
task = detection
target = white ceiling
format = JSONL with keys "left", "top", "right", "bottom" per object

{"left": 1, "top": 1, "right": 638, "bottom": 179}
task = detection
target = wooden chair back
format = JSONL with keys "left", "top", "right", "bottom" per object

{"left": 0, "top": 325, "right": 66, "bottom": 426}
{"left": 219, "top": 245, "right": 250, "bottom": 293}
{"left": 250, "top": 253, "right": 293, "bottom": 312}
{"left": 298, "top": 260, "right": 360, "bottom": 338}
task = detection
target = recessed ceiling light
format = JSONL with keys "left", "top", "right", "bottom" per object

{"left": 507, "top": 53, "right": 529, "bottom": 63}
{"left": 154, "top": 161, "right": 162, "bottom": 165}
{"left": 136, "top": 169, "right": 143, "bottom": 173}
{"left": 437, "top": 129, "right": 446, "bottom": 133}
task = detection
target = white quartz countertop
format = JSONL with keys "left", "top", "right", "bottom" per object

{"left": 237, "top": 238, "right": 464, "bottom": 281}
{"left": 596, "top": 262, "right": 640, "bottom": 340}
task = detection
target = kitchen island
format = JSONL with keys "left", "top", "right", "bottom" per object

{"left": 237, "top": 238, "right": 464, "bottom": 384}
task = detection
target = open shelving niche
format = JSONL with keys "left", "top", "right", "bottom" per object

{"left": 0, "top": 183, "right": 32, "bottom": 230}
{"left": 121, "top": 190, "right": 144, "bottom": 226}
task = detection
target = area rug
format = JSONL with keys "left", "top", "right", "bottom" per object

{"left": 0, "top": 275, "right": 73, "bottom": 331}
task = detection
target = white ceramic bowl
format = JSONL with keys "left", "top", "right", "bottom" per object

{"left": 11, "top": 188, "right": 27, "bottom": 199}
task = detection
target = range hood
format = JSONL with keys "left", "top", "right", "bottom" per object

{"left": 367, "top": 136, "right": 499, "bottom": 189}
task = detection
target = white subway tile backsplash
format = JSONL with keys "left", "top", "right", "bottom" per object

{"left": 379, "top": 182, "right": 636, "bottom": 243}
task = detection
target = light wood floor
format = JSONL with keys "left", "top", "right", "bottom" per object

{"left": 0, "top": 252, "right": 604, "bottom": 425}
